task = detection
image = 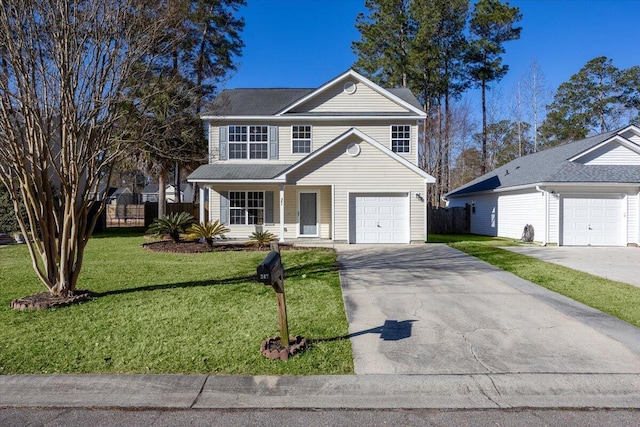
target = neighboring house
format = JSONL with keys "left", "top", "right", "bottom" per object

{"left": 445, "top": 125, "right": 640, "bottom": 247}
{"left": 91, "top": 183, "right": 114, "bottom": 202}
{"left": 187, "top": 69, "right": 435, "bottom": 243}
{"left": 141, "top": 183, "right": 194, "bottom": 203}
{"left": 92, "top": 184, "right": 132, "bottom": 204}
{"left": 140, "top": 184, "right": 159, "bottom": 203}
{"left": 107, "top": 187, "right": 133, "bottom": 205}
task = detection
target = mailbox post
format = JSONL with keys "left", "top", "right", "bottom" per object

{"left": 257, "top": 251, "right": 290, "bottom": 349}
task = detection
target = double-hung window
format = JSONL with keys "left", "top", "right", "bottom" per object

{"left": 292, "top": 125, "right": 312, "bottom": 153}
{"left": 229, "top": 191, "right": 264, "bottom": 225}
{"left": 228, "top": 126, "right": 268, "bottom": 159}
{"left": 391, "top": 125, "right": 411, "bottom": 153}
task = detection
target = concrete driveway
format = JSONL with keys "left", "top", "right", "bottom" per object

{"left": 501, "top": 246, "right": 640, "bottom": 287}
{"left": 337, "top": 244, "right": 640, "bottom": 375}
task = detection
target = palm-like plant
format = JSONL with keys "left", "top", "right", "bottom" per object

{"left": 187, "top": 220, "right": 230, "bottom": 248}
{"left": 245, "top": 230, "right": 277, "bottom": 249}
{"left": 147, "top": 212, "right": 196, "bottom": 243}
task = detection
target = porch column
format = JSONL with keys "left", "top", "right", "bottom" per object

{"left": 199, "top": 186, "right": 206, "bottom": 223}
{"left": 279, "top": 185, "right": 285, "bottom": 242}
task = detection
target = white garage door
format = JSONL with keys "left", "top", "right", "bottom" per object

{"left": 350, "top": 193, "right": 408, "bottom": 243}
{"left": 562, "top": 196, "right": 624, "bottom": 246}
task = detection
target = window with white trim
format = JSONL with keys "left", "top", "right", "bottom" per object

{"left": 292, "top": 125, "right": 312, "bottom": 153}
{"left": 229, "top": 191, "right": 264, "bottom": 225}
{"left": 391, "top": 125, "right": 411, "bottom": 153}
{"left": 228, "top": 126, "right": 268, "bottom": 159}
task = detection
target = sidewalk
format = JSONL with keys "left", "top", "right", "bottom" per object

{"left": 2, "top": 373, "right": 640, "bottom": 409}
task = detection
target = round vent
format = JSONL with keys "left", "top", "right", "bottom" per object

{"left": 346, "top": 143, "right": 361, "bottom": 157}
{"left": 343, "top": 81, "right": 357, "bottom": 94}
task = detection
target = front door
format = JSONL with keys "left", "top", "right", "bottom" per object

{"left": 299, "top": 192, "right": 318, "bottom": 236}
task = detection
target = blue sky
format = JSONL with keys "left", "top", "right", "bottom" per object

{"left": 225, "top": 0, "right": 640, "bottom": 104}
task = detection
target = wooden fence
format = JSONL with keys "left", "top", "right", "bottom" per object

{"left": 106, "top": 204, "right": 145, "bottom": 227}
{"left": 101, "top": 202, "right": 206, "bottom": 228}
{"left": 428, "top": 205, "right": 470, "bottom": 234}
{"left": 143, "top": 202, "right": 202, "bottom": 227}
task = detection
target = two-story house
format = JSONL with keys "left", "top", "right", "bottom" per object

{"left": 187, "top": 69, "right": 435, "bottom": 244}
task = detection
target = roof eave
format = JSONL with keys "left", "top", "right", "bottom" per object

{"left": 187, "top": 178, "right": 286, "bottom": 184}
{"left": 446, "top": 180, "right": 640, "bottom": 199}
{"left": 200, "top": 114, "right": 424, "bottom": 121}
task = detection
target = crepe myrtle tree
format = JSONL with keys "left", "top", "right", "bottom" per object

{"left": 0, "top": 1, "right": 177, "bottom": 297}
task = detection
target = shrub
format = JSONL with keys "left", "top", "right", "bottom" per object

{"left": 245, "top": 230, "right": 277, "bottom": 249}
{"left": 147, "top": 212, "right": 195, "bottom": 243}
{"left": 186, "top": 220, "right": 230, "bottom": 247}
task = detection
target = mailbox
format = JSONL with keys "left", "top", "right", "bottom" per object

{"left": 257, "top": 251, "right": 283, "bottom": 286}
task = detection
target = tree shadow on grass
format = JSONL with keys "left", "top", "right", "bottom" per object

{"left": 91, "top": 263, "right": 338, "bottom": 298}
{"left": 284, "top": 262, "right": 338, "bottom": 278}
{"left": 91, "top": 228, "right": 147, "bottom": 238}
{"left": 92, "top": 274, "right": 258, "bottom": 297}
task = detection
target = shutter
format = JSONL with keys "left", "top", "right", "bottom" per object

{"left": 220, "top": 191, "right": 229, "bottom": 225}
{"left": 219, "top": 126, "right": 228, "bottom": 160}
{"left": 265, "top": 191, "right": 274, "bottom": 224}
{"left": 269, "top": 126, "right": 278, "bottom": 160}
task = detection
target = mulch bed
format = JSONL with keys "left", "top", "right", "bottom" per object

{"left": 10, "top": 289, "right": 93, "bottom": 311}
{"left": 261, "top": 335, "right": 307, "bottom": 361}
{"left": 142, "top": 240, "right": 321, "bottom": 254}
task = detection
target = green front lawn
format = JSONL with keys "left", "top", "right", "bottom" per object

{"left": 429, "top": 234, "right": 640, "bottom": 328}
{"left": 0, "top": 230, "right": 353, "bottom": 375}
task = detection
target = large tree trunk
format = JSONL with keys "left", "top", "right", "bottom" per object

{"left": 174, "top": 161, "right": 181, "bottom": 204}
{"left": 158, "top": 170, "right": 167, "bottom": 219}
{"left": 444, "top": 92, "right": 451, "bottom": 200}
{"left": 481, "top": 79, "right": 487, "bottom": 174}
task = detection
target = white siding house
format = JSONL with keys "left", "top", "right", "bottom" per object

{"left": 446, "top": 125, "right": 640, "bottom": 246}
{"left": 188, "top": 70, "right": 434, "bottom": 243}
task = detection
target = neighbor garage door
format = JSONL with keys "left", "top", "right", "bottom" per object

{"left": 350, "top": 193, "right": 408, "bottom": 243}
{"left": 562, "top": 195, "right": 624, "bottom": 246}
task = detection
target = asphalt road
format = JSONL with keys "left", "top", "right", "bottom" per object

{"left": 2, "top": 408, "right": 640, "bottom": 426}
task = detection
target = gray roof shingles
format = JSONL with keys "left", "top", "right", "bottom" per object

{"left": 387, "top": 88, "right": 424, "bottom": 110}
{"left": 446, "top": 128, "right": 640, "bottom": 198}
{"left": 205, "top": 89, "right": 314, "bottom": 116}
{"left": 188, "top": 163, "right": 292, "bottom": 181}
{"left": 203, "top": 86, "right": 423, "bottom": 116}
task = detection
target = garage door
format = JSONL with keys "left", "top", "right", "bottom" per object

{"left": 350, "top": 193, "right": 408, "bottom": 243}
{"left": 562, "top": 196, "right": 624, "bottom": 246}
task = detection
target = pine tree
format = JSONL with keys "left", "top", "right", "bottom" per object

{"left": 352, "top": 0, "right": 416, "bottom": 88}
{"left": 411, "top": 0, "right": 469, "bottom": 205}
{"left": 126, "top": 0, "right": 245, "bottom": 217}
{"left": 539, "top": 56, "right": 627, "bottom": 146}
{"left": 467, "top": 0, "right": 522, "bottom": 173}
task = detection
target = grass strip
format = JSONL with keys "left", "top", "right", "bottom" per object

{"left": 0, "top": 230, "right": 353, "bottom": 375}
{"left": 429, "top": 234, "right": 640, "bottom": 328}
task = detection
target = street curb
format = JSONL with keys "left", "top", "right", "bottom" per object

{"left": 2, "top": 373, "right": 640, "bottom": 409}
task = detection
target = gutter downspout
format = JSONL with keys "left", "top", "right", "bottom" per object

{"left": 536, "top": 186, "right": 548, "bottom": 246}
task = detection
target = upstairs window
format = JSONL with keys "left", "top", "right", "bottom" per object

{"left": 391, "top": 125, "right": 411, "bottom": 153}
{"left": 228, "top": 125, "right": 269, "bottom": 159}
{"left": 292, "top": 125, "right": 312, "bottom": 153}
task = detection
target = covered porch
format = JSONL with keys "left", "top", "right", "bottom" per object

{"left": 197, "top": 184, "right": 332, "bottom": 242}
